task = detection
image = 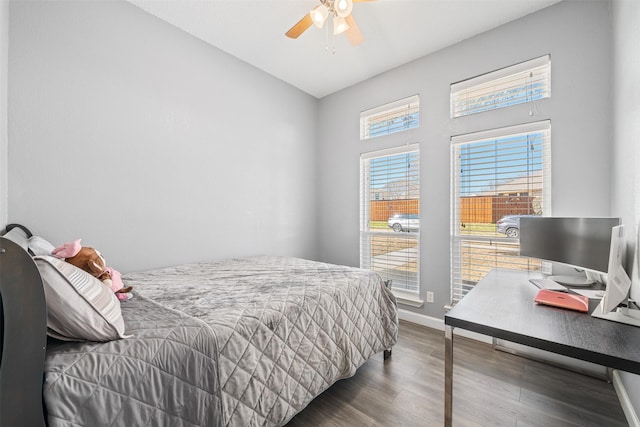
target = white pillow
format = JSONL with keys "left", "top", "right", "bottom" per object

{"left": 1, "top": 229, "right": 55, "bottom": 256}
{"left": 28, "top": 235, "right": 55, "bottom": 256}
{"left": 34, "top": 256, "right": 129, "bottom": 342}
{"left": 2, "top": 227, "right": 30, "bottom": 250}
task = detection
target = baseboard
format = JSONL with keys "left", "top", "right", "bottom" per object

{"left": 397, "top": 308, "right": 492, "bottom": 343}
{"left": 612, "top": 370, "right": 640, "bottom": 427}
{"left": 397, "top": 308, "right": 442, "bottom": 330}
{"left": 398, "top": 309, "right": 639, "bottom": 426}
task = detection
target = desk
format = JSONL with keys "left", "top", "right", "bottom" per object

{"left": 444, "top": 269, "right": 640, "bottom": 427}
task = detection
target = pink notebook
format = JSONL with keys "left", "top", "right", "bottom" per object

{"left": 534, "top": 289, "right": 589, "bottom": 312}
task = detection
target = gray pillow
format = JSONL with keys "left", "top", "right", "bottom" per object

{"left": 34, "top": 256, "right": 129, "bottom": 342}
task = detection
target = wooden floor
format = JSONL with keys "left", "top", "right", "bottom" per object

{"left": 286, "top": 320, "right": 628, "bottom": 427}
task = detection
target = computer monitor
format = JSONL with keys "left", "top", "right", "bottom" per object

{"left": 592, "top": 225, "right": 640, "bottom": 327}
{"left": 519, "top": 217, "right": 620, "bottom": 286}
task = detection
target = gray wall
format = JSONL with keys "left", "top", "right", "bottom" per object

{"left": 316, "top": 0, "right": 612, "bottom": 318}
{"left": 8, "top": 0, "right": 318, "bottom": 271}
{"left": 611, "top": 0, "right": 640, "bottom": 416}
{"left": 1, "top": 0, "right": 7, "bottom": 227}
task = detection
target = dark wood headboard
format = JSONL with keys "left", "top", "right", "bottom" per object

{"left": 0, "top": 236, "right": 47, "bottom": 426}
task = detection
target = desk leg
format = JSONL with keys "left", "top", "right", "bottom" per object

{"left": 445, "top": 325, "right": 453, "bottom": 427}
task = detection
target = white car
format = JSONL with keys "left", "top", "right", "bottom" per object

{"left": 387, "top": 214, "right": 419, "bottom": 232}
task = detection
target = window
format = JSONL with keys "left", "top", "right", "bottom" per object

{"left": 360, "top": 95, "right": 420, "bottom": 140}
{"left": 361, "top": 144, "right": 420, "bottom": 295}
{"left": 450, "top": 121, "right": 551, "bottom": 303}
{"left": 451, "top": 55, "right": 550, "bottom": 118}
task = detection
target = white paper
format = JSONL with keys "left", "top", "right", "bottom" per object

{"left": 601, "top": 264, "right": 631, "bottom": 314}
{"left": 571, "top": 289, "right": 605, "bottom": 299}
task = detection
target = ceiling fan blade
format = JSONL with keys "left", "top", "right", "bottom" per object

{"left": 285, "top": 14, "right": 313, "bottom": 39}
{"left": 345, "top": 15, "right": 364, "bottom": 46}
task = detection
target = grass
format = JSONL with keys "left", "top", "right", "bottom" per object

{"left": 370, "top": 221, "right": 388, "bottom": 229}
{"left": 459, "top": 222, "right": 497, "bottom": 233}
{"left": 366, "top": 221, "right": 528, "bottom": 283}
{"left": 369, "top": 221, "right": 499, "bottom": 234}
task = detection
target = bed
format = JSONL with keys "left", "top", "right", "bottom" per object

{"left": 0, "top": 225, "right": 398, "bottom": 426}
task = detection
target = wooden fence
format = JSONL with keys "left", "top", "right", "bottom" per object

{"left": 370, "top": 196, "right": 536, "bottom": 224}
{"left": 371, "top": 195, "right": 536, "bottom": 223}
{"left": 370, "top": 199, "right": 419, "bottom": 221}
{"left": 459, "top": 195, "right": 536, "bottom": 223}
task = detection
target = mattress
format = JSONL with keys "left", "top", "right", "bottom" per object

{"left": 43, "top": 256, "right": 398, "bottom": 426}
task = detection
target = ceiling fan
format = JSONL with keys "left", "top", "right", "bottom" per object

{"left": 285, "top": 0, "right": 374, "bottom": 46}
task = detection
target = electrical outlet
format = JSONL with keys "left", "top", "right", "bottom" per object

{"left": 426, "top": 291, "right": 434, "bottom": 303}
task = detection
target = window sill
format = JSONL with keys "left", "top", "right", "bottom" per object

{"left": 392, "top": 289, "right": 424, "bottom": 308}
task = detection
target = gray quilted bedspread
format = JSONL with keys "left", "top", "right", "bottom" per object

{"left": 43, "top": 256, "right": 398, "bottom": 426}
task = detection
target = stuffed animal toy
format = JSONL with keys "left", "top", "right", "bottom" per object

{"left": 52, "top": 239, "right": 133, "bottom": 301}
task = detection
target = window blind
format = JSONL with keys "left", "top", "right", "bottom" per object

{"left": 451, "top": 55, "right": 550, "bottom": 118}
{"left": 450, "top": 121, "right": 551, "bottom": 303}
{"left": 361, "top": 144, "right": 420, "bottom": 292}
{"left": 360, "top": 95, "right": 420, "bottom": 140}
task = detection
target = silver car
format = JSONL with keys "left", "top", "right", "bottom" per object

{"left": 496, "top": 214, "right": 537, "bottom": 238}
{"left": 387, "top": 214, "right": 419, "bottom": 232}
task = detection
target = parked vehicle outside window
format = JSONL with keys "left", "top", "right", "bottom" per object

{"left": 496, "top": 214, "right": 538, "bottom": 238}
{"left": 387, "top": 214, "right": 419, "bottom": 232}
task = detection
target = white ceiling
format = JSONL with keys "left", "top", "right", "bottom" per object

{"left": 127, "top": 0, "right": 561, "bottom": 99}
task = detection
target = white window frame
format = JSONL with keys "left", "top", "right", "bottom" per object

{"left": 450, "top": 121, "right": 551, "bottom": 304}
{"left": 360, "top": 144, "right": 421, "bottom": 305}
{"left": 450, "top": 55, "right": 551, "bottom": 118}
{"left": 360, "top": 95, "right": 420, "bottom": 140}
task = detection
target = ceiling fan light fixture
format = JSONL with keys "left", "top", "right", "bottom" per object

{"left": 310, "top": 4, "right": 329, "bottom": 28}
{"left": 333, "top": 15, "right": 349, "bottom": 35}
{"left": 334, "top": 0, "right": 353, "bottom": 18}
